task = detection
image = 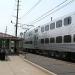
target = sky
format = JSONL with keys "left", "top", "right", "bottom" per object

{"left": 0, "top": 0, "right": 75, "bottom": 37}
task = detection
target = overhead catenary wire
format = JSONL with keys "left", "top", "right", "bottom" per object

{"left": 20, "top": 0, "right": 67, "bottom": 28}
{"left": 21, "top": 0, "right": 42, "bottom": 19}
{"left": 30, "top": 0, "right": 74, "bottom": 24}
{"left": 19, "top": 0, "right": 74, "bottom": 30}
{"left": 30, "top": 0, "right": 68, "bottom": 23}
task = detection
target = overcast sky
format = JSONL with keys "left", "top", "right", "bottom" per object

{"left": 0, "top": 0, "right": 75, "bottom": 36}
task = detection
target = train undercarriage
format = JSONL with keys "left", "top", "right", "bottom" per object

{"left": 23, "top": 48, "right": 75, "bottom": 61}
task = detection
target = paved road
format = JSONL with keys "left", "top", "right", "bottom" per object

{"left": 22, "top": 53, "right": 75, "bottom": 75}
{"left": 0, "top": 55, "right": 53, "bottom": 75}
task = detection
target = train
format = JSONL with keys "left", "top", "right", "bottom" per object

{"left": 23, "top": 12, "right": 75, "bottom": 60}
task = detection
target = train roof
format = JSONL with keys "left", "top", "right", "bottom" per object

{"left": 40, "top": 12, "right": 75, "bottom": 27}
{"left": 24, "top": 12, "right": 75, "bottom": 33}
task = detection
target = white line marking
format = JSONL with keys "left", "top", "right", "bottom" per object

{"left": 22, "top": 56, "right": 57, "bottom": 75}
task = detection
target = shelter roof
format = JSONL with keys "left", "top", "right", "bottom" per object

{"left": 0, "top": 32, "right": 22, "bottom": 40}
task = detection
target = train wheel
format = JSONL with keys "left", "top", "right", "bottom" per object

{"left": 55, "top": 51, "right": 60, "bottom": 58}
{"left": 59, "top": 52, "right": 66, "bottom": 59}
{"left": 50, "top": 51, "right": 55, "bottom": 57}
{"left": 70, "top": 52, "right": 75, "bottom": 61}
{"left": 64, "top": 52, "right": 71, "bottom": 61}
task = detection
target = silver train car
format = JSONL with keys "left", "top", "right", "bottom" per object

{"left": 23, "top": 12, "right": 75, "bottom": 60}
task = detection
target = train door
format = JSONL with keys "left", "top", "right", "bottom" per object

{"left": 34, "top": 35, "right": 38, "bottom": 48}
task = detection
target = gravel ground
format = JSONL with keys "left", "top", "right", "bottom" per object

{"left": 23, "top": 53, "right": 75, "bottom": 75}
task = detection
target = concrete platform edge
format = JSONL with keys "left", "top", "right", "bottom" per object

{"left": 20, "top": 55, "right": 57, "bottom": 75}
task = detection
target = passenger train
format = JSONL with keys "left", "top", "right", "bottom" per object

{"left": 23, "top": 12, "right": 75, "bottom": 60}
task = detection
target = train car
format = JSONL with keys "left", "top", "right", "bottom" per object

{"left": 23, "top": 12, "right": 75, "bottom": 60}
{"left": 23, "top": 29, "right": 35, "bottom": 53}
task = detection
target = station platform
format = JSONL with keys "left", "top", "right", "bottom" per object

{"left": 0, "top": 55, "right": 55, "bottom": 75}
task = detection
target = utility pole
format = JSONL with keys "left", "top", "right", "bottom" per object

{"left": 16, "top": 0, "right": 19, "bottom": 37}
{"left": 15, "top": 0, "right": 20, "bottom": 54}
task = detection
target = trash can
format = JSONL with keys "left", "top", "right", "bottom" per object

{"left": 0, "top": 51, "right": 1, "bottom": 60}
{"left": 0, "top": 49, "right": 5, "bottom": 60}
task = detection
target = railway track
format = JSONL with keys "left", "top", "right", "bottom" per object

{"left": 21, "top": 53, "right": 75, "bottom": 75}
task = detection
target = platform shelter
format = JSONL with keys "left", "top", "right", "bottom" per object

{"left": 0, "top": 32, "right": 23, "bottom": 54}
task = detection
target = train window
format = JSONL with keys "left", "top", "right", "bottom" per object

{"left": 64, "top": 16, "right": 71, "bottom": 25}
{"left": 24, "top": 41, "right": 26, "bottom": 44}
{"left": 56, "top": 20, "right": 62, "bottom": 28}
{"left": 64, "top": 35, "right": 71, "bottom": 43}
{"left": 25, "top": 41, "right": 32, "bottom": 44}
{"left": 30, "top": 41, "right": 32, "bottom": 44}
{"left": 35, "top": 29, "right": 38, "bottom": 33}
{"left": 41, "top": 39, "right": 44, "bottom": 44}
{"left": 50, "top": 22, "right": 55, "bottom": 29}
{"left": 73, "top": 35, "right": 75, "bottom": 42}
{"left": 25, "top": 41, "right": 29, "bottom": 44}
{"left": 45, "top": 38, "right": 49, "bottom": 44}
{"left": 37, "top": 37, "right": 38, "bottom": 40}
{"left": 41, "top": 26, "right": 44, "bottom": 32}
{"left": 50, "top": 38, "right": 55, "bottom": 43}
{"left": 45, "top": 25, "right": 49, "bottom": 31}
{"left": 56, "top": 36, "right": 62, "bottom": 43}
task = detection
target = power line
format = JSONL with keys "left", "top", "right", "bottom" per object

{"left": 21, "top": 0, "right": 42, "bottom": 19}
{"left": 30, "top": 0, "right": 68, "bottom": 24}
{"left": 30, "top": 0, "right": 74, "bottom": 24}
